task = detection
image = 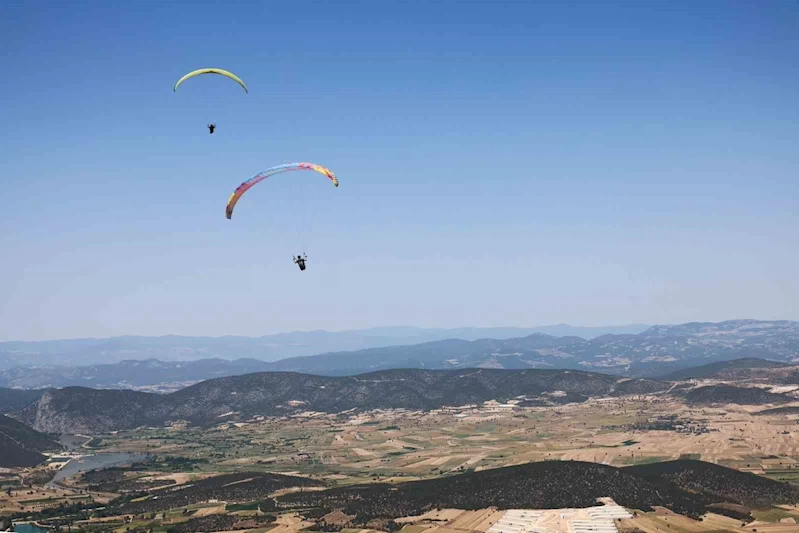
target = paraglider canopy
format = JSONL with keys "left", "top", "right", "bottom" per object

{"left": 225, "top": 163, "right": 339, "bottom": 220}
{"left": 173, "top": 68, "right": 249, "bottom": 93}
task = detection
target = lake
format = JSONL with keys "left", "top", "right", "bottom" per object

{"left": 50, "top": 452, "right": 149, "bottom": 485}
{"left": 13, "top": 524, "right": 50, "bottom": 532}
{"left": 58, "top": 434, "right": 89, "bottom": 452}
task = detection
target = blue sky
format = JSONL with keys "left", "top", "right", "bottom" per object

{"left": 1, "top": 0, "right": 797, "bottom": 341}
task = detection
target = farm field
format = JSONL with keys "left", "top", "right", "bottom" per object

{"left": 87, "top": 396, "right": 799, "bottom": 484}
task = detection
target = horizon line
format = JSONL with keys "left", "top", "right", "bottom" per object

{"left": 4, "top": 318, "right": 794, "bottom": 344}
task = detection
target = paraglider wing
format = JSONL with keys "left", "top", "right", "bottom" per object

{"left": 173, "top": 68, "right": 249, "bottom": 93}
{"left": 226, "top": 163, "right": 339, "bottom": 219}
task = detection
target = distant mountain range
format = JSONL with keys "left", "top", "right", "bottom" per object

{"left": 0, "top": 324, "right": 650, "bottom": 369}
{"left": 2, "top": 320, "right": 798, "bottom": 389}
{"left": 262, "top": 319, "right": 799, "bottom": 377}
{"left": 0, "top": 359, "right": 273, "bottom": 392}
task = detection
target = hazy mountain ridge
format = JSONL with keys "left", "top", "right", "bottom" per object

{"left": 0, "top": 358, "right": 272, "bottom": 391}
{"left": 3, "top": 320, "right": 798, "bottom": 389}
{"left": 0, "top": 324, "right": 650, "bottom": 369}
{"left": 263, "top": 319, "right": 799, "bottom": 377}
{"left": 18, "top": 368, "right": 670, "bottom": 433}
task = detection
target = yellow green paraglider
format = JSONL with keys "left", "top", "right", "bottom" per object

{"left": 173, "top": 68, "right": 248, "bottom": 93}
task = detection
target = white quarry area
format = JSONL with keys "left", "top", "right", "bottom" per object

{"left": 487, "top": 500, "right": 632, "bottom": 533}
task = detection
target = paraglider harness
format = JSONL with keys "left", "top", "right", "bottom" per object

{"left": 208, "top": 123, "right": 216, "bottom": 134}
{"left": 293, "top": 254, "right": 307, "bottom": 271}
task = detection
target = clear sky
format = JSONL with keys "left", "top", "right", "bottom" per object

{"left": 1, "top": 1, "right": 797, "bottom": 341}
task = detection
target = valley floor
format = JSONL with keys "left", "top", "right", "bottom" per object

{"left": 5, "top": 394, "right": 799, "bottom": 532}
{"left": 93, "top": 395, "right": 799, "bottom": 484}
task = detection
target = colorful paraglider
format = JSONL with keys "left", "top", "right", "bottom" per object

{"left": 225, "top": 163, "right": 339, "bottom": 220}
{"left": 225, "top": 163, "right": 339, "bottom": 271}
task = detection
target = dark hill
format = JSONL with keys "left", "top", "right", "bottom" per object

{"left": 0, "top": 414, "right": 61, "bottom": 467}
{"left": 23, "top": 386, "right": 172, "bottom": 434}
{"left": 754, "top": 406, "right": 799, "bottom": 416}
{"left": 661, "top": 358, "right": 791, "bottom": 381}
{"left": 113, "top": 471, "right": 322, "bottom": 515}
{"left": 0, "top": 387, "right": 49, "bottom": 413}
{"left": 273, "top": 459, "right": 774, "bottom": 524}
{"left": 20, "top": 369, "right": 669, "bottom": 433}
{"left": 684, "top": 385, "right": 793, "bottom": 405}
{"left": 170, "top": 368, "right": 668, "bottom": 415}
{"left": 625, "top": 459, "right": 799, "bottom": 508}
{"left": 82, "top": 459, "right": 799, "bottom": 527}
